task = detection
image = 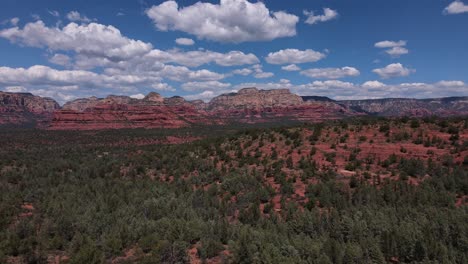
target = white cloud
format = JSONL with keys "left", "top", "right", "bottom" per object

{"left": 444, "top": 1, "right": 468, "bottom": 14}
{"left": 145, "top": 0, "right": 299, "bottom": 43}
{"left": 0, "top": 21, "right": 153, "bottom": 62}
{"left": 184, "top": 90, "right": 216, "bottom": 101}
{"left": 181, "top": 81, "right": 231, "bottom": 91}
{"left": 265, "top": 49, "right": 326, "bottom": 65}
{"left": 10, "top": 17, "right": 19, "bottom": 26}
{"left": 147, "top": 49, "right": 259, "bottom": 67}
{"left": 48, "top": 10, "right": 60, "bottom": 17}
{"left": 232, "top": 68, "right": 253, "bottom": 76}
{"left": 385, "top": 46, "right": 409, "bottom": 57}
{"left": 0, "top": 20, "right": 257, "bottom": 71}
{"left": 300, "top": 67, "right": 360, "bottom": 79}
{"left": 66, "top": 11, "right": 93, "bottom": 23}
{"left": 227, "top": 80, "right": 468, "bottom": 101}
{"left": 251, "top": 64, "right": 274, "bottom": 79}
{"left": 0, "top": 65, "right": 163, "bottom": 92}
{"left": 281, "top": 64, "right": 301, "bottom": 71}
{"left": 362, "top": 80, "right": 386, "bottom": 88}
{"left": 49, "top": 54, "right": 72, "bottom": 67}
{"left": 4, "top": 86, "right": 27, "bottom": 93}
{"left": 372, "top": 63, "right": 414, "bottom": 79}
{"left": 304, "top": 8, "right": 338, "bottom": 25}
{"left": 158, "top": 65, "right": 225, "bottom": 82}
{"left": 175, "top": 38, "right": 195, "bottom": 46}
{"left": 130, "top": 93, "right": 145, "bottom": 99}
{"left": 374, "top": 40, "right": 406, "bottom": 48}
{"left": 436, "top": 80, "right": 465, "bottom": 87}
{"left": 375, "top": 40, "right": 408, "bottom": 57}
{"left": 152, "top": 83, "right": 175, "bottom": 91}
{"left": 254, "top": 72, "right": 274, "bottom": 79}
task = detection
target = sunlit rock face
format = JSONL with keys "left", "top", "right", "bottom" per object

{"left": 3, "top": 88, "right": 467, "bottom": 130}
{"left": 208, "top": 88, "right": 303, "bottom": 110}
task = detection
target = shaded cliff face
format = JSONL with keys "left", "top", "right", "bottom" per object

{"left": 339, "top": 97, "right": 468, "bottom": 116}
{"left": 0, "top": 92, "right": 60, "bottom": 126}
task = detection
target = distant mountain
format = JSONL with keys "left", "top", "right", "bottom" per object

{"left": 301, "top": 96, "right": 335, "bottom": 103}
{"left": 339, "top": 97, "right": 468, "bottom": 116}
{"left": 1, "top": 89, "right": 467, "bottom": 129}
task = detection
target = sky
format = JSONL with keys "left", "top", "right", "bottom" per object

{"left": 0, "top": 0, "right": 468, "bottom": 104}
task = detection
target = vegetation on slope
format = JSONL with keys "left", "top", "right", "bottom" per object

{"left": 0, "top": 117, "right": 467, "bottom": 263}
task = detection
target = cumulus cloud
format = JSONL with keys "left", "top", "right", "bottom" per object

{"left": 251, "top": 64, "right": 274, "bottom": 79}
{"left": 0, "top": 65, "right": 162, "bottom": 88}
{"left": 130, "top": 93, "right": 145, "bottom": 99}
{"left": 0, "top": 20, "right": 258, "bottom": 72}
{"left": 4, "top": 86, "right": 27, "bottom": 93}
{"left": 232, "top": 68, "right": 253, "bottom": 76}
{"left": 375, "top": 40, "right": 408, "bottom": 57}
{"left": 181, "top": 81, "right": 231, "bottom": 91}
{"left": 374, "top": 40, "right": 406, "bottom": 48}
{"left": 254, "top": 72, "right": 274, "bottom": 79}
{"left": 385, "top": 46, "right": 409, "bottom": 57}
{"left": 175, "top": 38, "right": 195, "bottom": 45}
{"left": 0, "top": 21, "right": 153, "bottom": 62}
{"left": 0, "top": 65, "right": 202, "bottom": 103}
{"left": 304, "top": 8, "right": 338, "bottom": 25}
{"left": 227, "top": 80, "right": 468, "bottom": 101}
{"left": 147, "top": 49, "right": 259, "bottom": 67}
{"left": 49, "top": 54, "right": 72, "bottom": 67}
{"left": 10, "top": 17, "right": 19, "bottom": 26}
{"left": 362, "top": 80, "right": 386, "bottom": 88}
{"left": 300, "top": 67, "right": 360, "bottom": 79}
{"left": 372, "top": 63, "right": 414, "bottom": 79}
{"left": 158, "top": 65, "right": 225, "bottom": 82}
{"left": 436, "top": 80, "right": 465, "bottom": 87}
{"left": 265, "top": 49, "right": 326, "bottom": 65}
{"left": 152, "top": 83, "right": 175, "bottom": 91}
{"left": 66, "top": 11, "right": 93, "bottom": 23}
{"left": 444, "top": 1, "right": 468, "bottom": 14}
{"left": 145, "top": 0, "right": 299, "bottom": 43}
{"left": 281, "top": 64, "right": 301, "bottom": 71}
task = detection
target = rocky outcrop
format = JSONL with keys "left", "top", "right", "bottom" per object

{"left": 0, "top": 92, "right": 60, "bottom": 126}
{"left": 50, "top": 93, "right": 217, "bottom": 130}
{"left": 48, "top": 88, "right": 355, "bottom": 130}
{"left": 1, "top": 89, "right": 467, "bottom": 130}
{"left": 209, "top": 88, "right": 303, "bottom": 110}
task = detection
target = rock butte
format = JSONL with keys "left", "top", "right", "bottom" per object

{"left": 0, "top": 91, "right": 60, "bottom": 127}
{"left": 0, "top": 88, "right": 467, "bottom": 130}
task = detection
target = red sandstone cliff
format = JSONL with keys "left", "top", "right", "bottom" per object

{"left": 0, "top": 92, "right": 59, "bottom": 126}
{"left": 48, "top": 88, "right": 355, "bottom": 130}
{"left": 51, "top": 92, "right": 217, "bottom": 130}
{"left": 2, "top": 88, "right": 466, "bottom": 130}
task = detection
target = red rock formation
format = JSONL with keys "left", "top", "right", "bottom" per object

{"left": 48, "top": 88, "right": 357, "bottom": 130}
{"left": 0, "top": 92, "right": 59, "bottom": 126}
{"left": 3, "top": 88, "right": 466, "bottom": 130}
{"left": 209, "top": 87, "right": 303, "bottom": 110}
{"left": 50, "top": 93, "right": 218, "bottom": 130}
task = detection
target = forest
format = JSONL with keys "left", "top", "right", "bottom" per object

{"left": 0, "top": 116, "right": 467, "bottom": 263}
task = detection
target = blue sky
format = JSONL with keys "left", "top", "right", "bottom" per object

{"left": 0, "top": 0, "right": 467, "bottom": 103}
